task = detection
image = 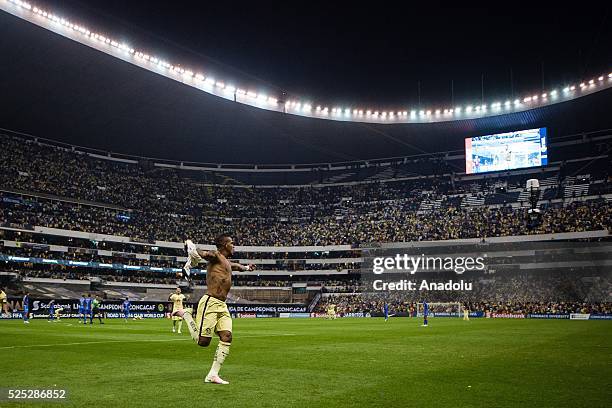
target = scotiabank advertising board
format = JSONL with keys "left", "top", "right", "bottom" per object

{"left": 1, "top": 299, "right": 307, "bottom": 319}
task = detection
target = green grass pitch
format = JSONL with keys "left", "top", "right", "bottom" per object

{"left": 1, "top": 317, "right": 610, "bottom": 407}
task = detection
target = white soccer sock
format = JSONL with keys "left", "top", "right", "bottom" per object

{"left": 207, "top": 341, "right": 230, "bottom": 378}
{"left": 178, "top": 320, "right": 183, "bottom": 332}
{"left": 181, "top": 312, "right": 199, "bottom": 342}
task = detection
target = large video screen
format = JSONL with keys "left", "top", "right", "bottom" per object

{"left": 465, "top": 128, "right": 547, "bottom": 174}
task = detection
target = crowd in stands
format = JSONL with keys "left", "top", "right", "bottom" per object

{"left": 1, "top": 135, "right": 610, "bottom": 246}
{"left": 316, "top": 271, "right": 612, "bottom": 315}
{"left": 2, "top": 192, "right": 610, "bottom": 246}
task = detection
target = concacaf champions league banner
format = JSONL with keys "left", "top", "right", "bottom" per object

{"left": 0, "top": 299, "right": 307, "bottom": 319}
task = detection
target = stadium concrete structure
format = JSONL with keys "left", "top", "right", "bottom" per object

{"left": 0, "top": 0, "right": 610, "bottom": 317}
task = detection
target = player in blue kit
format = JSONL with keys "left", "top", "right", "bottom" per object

{"left": 422, "top": 300, "right": 429, "bottom": 327}
{"left": 48, "top": 300, "right": 55, "bottom": 322}
{"left": 22, "top": 292, "right": 30, "bottom": 324}
{"left": 383, "top": 302, "right": 389, "bottom": 322}
{"left": 78, "top": 294, "right": 86, "bottom": 322}
{"left": 122, "top": 298, "right": 131, "bottom": 322}
{"left": 83, "top": 293, "right": 92, "bottom": 324}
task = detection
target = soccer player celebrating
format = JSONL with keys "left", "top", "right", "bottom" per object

{"left": 169, "top": 287, "right": 188, "bottom": 334}
{"left": 122, "top": 298, "right": 131, "bottom": 322}
{"left": 22, "top": 292, "right": 30, "bottom": 324}
{"left": 174, "top": 236, "right": 255, "bottom": 385}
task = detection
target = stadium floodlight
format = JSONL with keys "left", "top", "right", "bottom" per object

{"left": 455, "top": 106, "right": 462, "bottom": 113}
{"left": 205, "top": 77, "right": 215, "bottom": 86}
{"left": 302, "top": 104, "right": 311, "bottom": 111}
{"left": 410, "top": 110, "right": 416, "bottom": 117}
{"left": 268, "top": 97, "right": 278, "bottom": 105}
{"left": 4, "top": 1, "right": 611, "bottom": 124}
{"left": 344, "top": 108, "right": 351, "bottom": 115}
{"left": 225, "top": 85, "right": 236, "bottom": 93}
{"left": 236, "top": 88, "right": 246, "bottom": 95}
{"left": 514, "top": 99, "right": 521, "bottom": 106}
{"left": 465, "top": 105, "right": 473, "bottom": 113}
{"left": 359, "top": 110, "right": 364, "bottom": 115}
{"left": 366, "top": 110, "right": 371, "bottom": 115}
{"left": 215, "top": 81, "right": 225, "bottom": 88}
{"left": 550, "top": 89, "right": 557, "bottom": 96}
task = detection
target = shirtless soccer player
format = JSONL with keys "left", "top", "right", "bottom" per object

{"left": 174, "top": 235, "right": 255, "bottom": 385}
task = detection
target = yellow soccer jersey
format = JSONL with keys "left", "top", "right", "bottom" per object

{"left": 170, "top": 293, "right": 186, "bottom": 312}
{"left": 0, "top": 290, "right": 6, "bottom": 302}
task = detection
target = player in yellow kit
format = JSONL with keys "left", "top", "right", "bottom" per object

{"left": 169, "top": 287, "right": 188, "bottom": 334}
{"left": 0, "top": 287, "right": 9, "bottom": 318}
{"left": 326, "top": 304, "right": 337, "bottom": 319}
{"left": 463, "top": 304, "right": 470, "bottom": 321}
{"left": 173, "top": 235, "right": 255, "bottom": 385}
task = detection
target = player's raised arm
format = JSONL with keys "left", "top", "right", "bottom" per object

{"left": 199, "top": 250, "right": 221, "bottom": 263}
{"left": 230, "top": 262, "right": 255, "bottom": 272}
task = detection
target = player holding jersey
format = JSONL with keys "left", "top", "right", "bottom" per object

{"left": 173, "top": 236, "right": 255, "bottom": 385}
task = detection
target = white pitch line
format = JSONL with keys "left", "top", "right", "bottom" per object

{"left": 0, "top": 338, "right": 190, "bottom": 350}
{"left": 0, "top": 333, "right": 296, "bottom": 350}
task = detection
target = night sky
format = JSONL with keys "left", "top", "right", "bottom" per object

{"left": 40, "top": 0, "right": 611, "bottom": 110}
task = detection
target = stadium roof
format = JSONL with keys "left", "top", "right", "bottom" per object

{"left": 1, "top": 2, "right": 612, "bottom": 164}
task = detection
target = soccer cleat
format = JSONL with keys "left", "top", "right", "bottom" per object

{"left": 178, "top": 330, "right": 182, "bottom": 334}
{"left": 205, "top": 375, "right": 229, "bottom": 385}
{"left": 24, "top": 321, "right": 30, "bottom": 324}
{"left": 172, "top": 327, "right": 176, "bottom": 333}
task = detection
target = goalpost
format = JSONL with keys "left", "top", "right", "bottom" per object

{"left": 416, "top": 302, "right": 462, "bottom": 318}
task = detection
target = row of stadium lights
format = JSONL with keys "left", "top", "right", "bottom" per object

{"left": 7, "top": 0, "right": 612, "bottom": 122}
